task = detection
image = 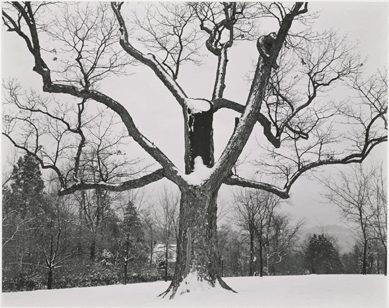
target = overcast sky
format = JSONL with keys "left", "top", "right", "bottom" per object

{"left": 1, "top": 1, "right": 388, "bottom": 229}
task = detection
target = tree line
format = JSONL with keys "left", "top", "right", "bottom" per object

{"left": 2, "top": 2, "right": 387, "bottom": 297}
{"left": 3, "top": 154, "right": 386, "bottom": 292}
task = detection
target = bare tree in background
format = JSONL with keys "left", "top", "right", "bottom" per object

{"left": 322, "top": 165, "right": 387, "bottom": 275}
{"left": 152, "top": 186, "right": 179, "bottom": 282}
{"left": 368, "top": 166, "right": 387, "bottom": 275}
{"left": 2, "top": 2, "right": 387, "bottom": 297}
{"left": 233, "top": 188, "right": 279, "bottom": 276}
{"left": 264, "top": 213, "right": 304, "bottom": 276}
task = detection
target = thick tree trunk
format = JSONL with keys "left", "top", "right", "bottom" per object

{"left": 160, "top": 187, "right": 235, "bottom": 299}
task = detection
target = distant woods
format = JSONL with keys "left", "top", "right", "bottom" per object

{"left": 2, "top": 154, "right": 386, "bottom": 292}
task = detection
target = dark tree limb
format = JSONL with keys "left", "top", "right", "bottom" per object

{"left": 213, "top": 97, "right": 281, "bottom": 148}
{"left": 4, "top": 2, "right": 188, "bottom": 189}
{"left": 224, "top": 176, "right": 289, "bottom": 199}
{"left": 58, "top": 169, "right": 166, "bottom": 196}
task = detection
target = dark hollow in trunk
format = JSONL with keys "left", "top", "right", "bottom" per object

{"left": 188, "top": 106, "right": 213, "bottom": 170}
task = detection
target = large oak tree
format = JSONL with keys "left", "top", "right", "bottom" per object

{"left": 2, "top": 2, "right": 387, "bottom": 298}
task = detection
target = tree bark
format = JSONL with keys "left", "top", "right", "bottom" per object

{"left": 259, "top": 238, "right": 264, "bottom": 277}
{"left": 124, "top": 260, "right": 128, "bottom": 285}
{"left": 47, "top": 268, "right": 53, "bottom": 290}
{"left": 362, "top": 238, "right": 368, "bottom": 275}
{"left": 249, "top": 231, "right": 255, "bottom": 276}
{"left": 160, "top": 187, "right": 235, "bottom": 299}
{"left": 90, "top": 238, "right": 96, "bottom": 261}
{"left": 165, "top": 238, "right": 169, "bottom": 282}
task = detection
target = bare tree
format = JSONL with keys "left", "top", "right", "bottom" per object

{"left": 321, "top": 165, "right": 386, "bottom": 275}
{"left": 2, "top": 2, "right": 386, "bottom": 298}
{"left": 35, "top": 193, "right": 72, "bottom": 289}
{"left": 368, "top": 166, "right": 387, "bottom": 275}
{"left": 233, "top": 188, "right": 279, "bottom": 276}
{"left": 264, "top": 213, "right": 304, "bottom": 275}
{"left": 151, "top": 186, "right": 179, "bottom": 281}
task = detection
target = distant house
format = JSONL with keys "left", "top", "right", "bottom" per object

{"left": 151, "top": 243, "right": 177, "bottom": 264}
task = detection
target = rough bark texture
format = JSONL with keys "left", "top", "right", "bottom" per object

{"left": 160, "top": 187, "right": 234, "bottom": 299}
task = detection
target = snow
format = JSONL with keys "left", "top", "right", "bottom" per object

{"left": 2, "top": 275, "right": 387, "bottom": 307}
{"left": 183, "top": 157, "right": 214, "bottom": 186}
{"left": 185, "top": 98, "right": 211, "bottom": 114}
{"left": 174, "top": 272, "right": 224, "bottom": 297}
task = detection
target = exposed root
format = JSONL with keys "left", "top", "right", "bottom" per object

{"left": 218, "top": 276, "right": 237, "bottom": 293}
{"left": 158, "top": 273, "right": 237, "bottom": 300}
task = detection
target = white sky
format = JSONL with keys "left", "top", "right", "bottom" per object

{"left": 1, "top": 1, "right": 388, "bottom": 229}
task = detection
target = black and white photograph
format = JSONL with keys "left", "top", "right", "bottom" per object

{"left": 1, "top": 1, "right": 388, "bottom": 307}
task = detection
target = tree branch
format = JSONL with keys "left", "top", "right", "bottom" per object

{"left": 224, "top": 176, "right": 289, "bottom": 199}
{"left": 58, "top": 168, "right": 166, "bottom": 196}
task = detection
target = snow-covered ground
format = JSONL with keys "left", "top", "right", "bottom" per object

{"left": 2, "top": 275, "right": 387, "bottom": 307}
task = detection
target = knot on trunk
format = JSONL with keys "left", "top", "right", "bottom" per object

{"left": 256, "top": 33, "right": 279, "bottom": 70}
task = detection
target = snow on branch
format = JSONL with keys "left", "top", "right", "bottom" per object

{"left": 3, "top": 2, "right": 187, "bottom": 188}
{"left": 224, "top": 176, "right": 289, "bottom": 199}
{"left": 58, "top": 169, "right": 166, "bottom": 196}
{"left": 185, "top": 98, "right": 212, "bottom": 114}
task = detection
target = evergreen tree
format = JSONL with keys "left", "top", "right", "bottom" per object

{"left": 2, "top": 154, "right": 48, "bottom": 290}
{"left": 4, "top": 154, "right": 45, "bottom": 217}
{"left": 304, "top": 234, "right": 344, "bottom": 274}
{"left": 120, "top": 200, "right": 146, "bottom": 284}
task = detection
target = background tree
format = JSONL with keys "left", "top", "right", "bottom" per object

{"left": 322, "top": 165, "right": 387, "bottom": 275}
{"left": 119, "top": 200, "right": 146, "bottom": 285}
{"left": 233, "top": 188, "right": 279, "bottom": 276}
{"left": 263, "top": 213, "right": 304, "bottom": 275}
{"left": 2, "top": 2, "right": 387, "bottom": 298}
{"left": 368, "top": 166, "right": 387, "bottom": 275}
{"left": 35, "top": 192, "right": 73, "bottom": 289}
{"left": 151, "top": 187, "right": 179, "bottom": 282}
{"left": 304, "top": 234, "right": 343, "bottom": 274}
{"left": 2, "top": 154, "right": 46, "bottom": 284}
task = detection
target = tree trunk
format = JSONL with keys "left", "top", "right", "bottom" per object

{"left": 362, "top": 239, "right": 368, "bottom": 275}
{"left": 90, "top": 238, "right": 96, "bottom": 261}
{"left": 259, "top": 238, "right": 264, "bottom": 277}
{"left": 165, "top": 238, "right": 169, "bottom": 282}
{"left": 149, "top": 227, "right": 154, "bottom": 267}
{"left": 160, "top": 187, "right": 234, "bottom": 299}
{"left": 124, "top": 260, "right": 128, "bottom": 285}
{"left": 249, "top": 231, "right": 255, "bottom": 276}
{"left": 47, "top": 268, "right": 53, "bottom": 290}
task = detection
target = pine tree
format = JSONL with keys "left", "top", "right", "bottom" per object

{"left": 2, "top": 154, "right": 48, "bottom": 289}
{"left": 304, "top": 234, "right": 344, "bottom": 274}
{"left": 5, "top": 154, "right": 45, "bottom": 217}
{"left": 120, "top": 200, "right": 146, "bottom": 284}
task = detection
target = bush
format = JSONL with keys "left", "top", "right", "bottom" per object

{"left": 2, "top": 272, "right": 45, "bottom": 292}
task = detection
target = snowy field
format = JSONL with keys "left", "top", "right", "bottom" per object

{"left": 2, "top": 275, "right": 387, "bottom": 307}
